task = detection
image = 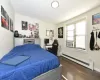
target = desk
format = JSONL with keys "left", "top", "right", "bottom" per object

{"left": 45, "top": 45, "right": 52, "bottom": 52}
{"left": 45, "top": 45, "right": 52, "bottom": 49}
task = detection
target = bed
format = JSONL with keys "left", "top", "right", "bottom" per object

{"left": 0, "top": 44, "right": 61, "bottom": 80}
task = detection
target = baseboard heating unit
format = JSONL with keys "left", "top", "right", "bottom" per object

{"left": 62, "top": 54, "right": 90, "bottom": 68}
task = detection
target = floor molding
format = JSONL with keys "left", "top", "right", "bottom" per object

{"left": 61, "top": 55, "right": 90, "bottom": 69}
{"left": 62, "top": 75, "right": 68, "bottom": 80}
{"left": 94, "top": 68, "right": 100, "bottom": 73}
{"left": 61, "top": 55, "right": 100, "bottom": 73}
{"left": 62, "top": 54, "right": 89, "bottom": 66}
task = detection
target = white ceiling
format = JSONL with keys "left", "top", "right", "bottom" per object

{"left": 10, "top": 0, "right": 100, "bottom": 24}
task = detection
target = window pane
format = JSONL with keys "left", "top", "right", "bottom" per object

{"left": 67, "top": 31, "right": 74, "bottom": 36}
{"left": 76, "top": 21, "right": 86, "bottom": 35}
{"left": 67, "top": 37, "right": 74, "bottom": 41}
{"left": 66, "top": 41, "right": 74, "bottom": 47}
{"left": 46, "top": 30, "right": 49, "bottom": 36}
{"left": 76, "top": 36, "right": 85, "bottom": 49}
{"left": 67, "top": 24, "right": 74, "bottom": 30}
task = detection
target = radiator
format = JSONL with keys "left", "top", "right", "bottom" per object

{"left": 61, "top": 54, "right": 95, "bottom": 70}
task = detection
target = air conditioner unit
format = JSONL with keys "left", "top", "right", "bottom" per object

{"left": 66, "top": 41, "right": 74, "bottom": 47}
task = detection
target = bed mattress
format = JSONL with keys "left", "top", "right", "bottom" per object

{"left": 0, "top": 44, "right": 60, "bottom": 80}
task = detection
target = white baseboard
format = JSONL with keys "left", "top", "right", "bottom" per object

{"left": 94, "top": 68, "right": 100, "bottom": 73}
{"left": 61, "top": 55, "right": 90, "bottom": 69}
{"left": 61, "top": 54, "right": 100, "bottom": 73}
{"left": 62, "top": 75, "right": 68, "bottom": 80}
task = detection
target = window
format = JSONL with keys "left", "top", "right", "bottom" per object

{"left": 66, "top": 20, "right": 86, "bottom": 49}
{"left": 66, "top": 24, "right": 75, "bottom": 47}
{"left": 76, "top": 21, "right": 86, "bottom": 49}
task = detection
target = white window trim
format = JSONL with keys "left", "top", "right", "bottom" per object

{"left": 66, "top": 19, "right": 87, "bottom": 50}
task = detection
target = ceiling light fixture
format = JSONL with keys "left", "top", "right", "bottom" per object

{"left": 51, "top": 1, "right": 59, "bottom": 9}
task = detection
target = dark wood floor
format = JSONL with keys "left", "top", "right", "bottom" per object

{"left": 59, "top": 56, "right": 100, "bottom": 80}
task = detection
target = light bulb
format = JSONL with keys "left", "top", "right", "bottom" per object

{"left": 51, "top": 1, "right": 59, "bottom": 8}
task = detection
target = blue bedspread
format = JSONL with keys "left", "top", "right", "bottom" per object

{"left": 0, "top": 44, "right": 60, "bottom": 80}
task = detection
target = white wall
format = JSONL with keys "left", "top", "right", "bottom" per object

{"left": 0, "top": 0, "right": 15, "bottom": 59}
{"left": 14, "top": 13, "right": 56, "bottom": 48}
{"left": 57, "top": 5, "right": 100, "bottom": 72}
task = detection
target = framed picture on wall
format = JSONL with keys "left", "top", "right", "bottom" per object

{"left": 58, "top": 27, "right": 63, "bottom": 38}
{"left": 35, "top": 23, "right": 39, "bottom": 38}
{"left": 46, "top": 30, "right": 54, "bottom": 37}
{"left": 50, "top": 30, "right": 54, "bottom": 37}
{"left": 46, "top": 30, "right": 50, "bottom": 36}
{"left": 10, "top": 18, "right": 13, "bottom": 32}
{"left": 1, "top": 6, "right": 9, "bottom": 30}
{"left": 22, "top": 21, "right": 28, "bottom": 30}
{"left": 92, "top": 13, "right": 100, "bottom": 25}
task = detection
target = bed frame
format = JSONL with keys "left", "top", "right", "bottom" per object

{"left": 33, "top": 65, "right": 62, "bottom": 80}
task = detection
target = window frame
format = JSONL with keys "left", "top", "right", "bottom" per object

{"left": 66, "top": 18, "right": 86, "bottom": 50}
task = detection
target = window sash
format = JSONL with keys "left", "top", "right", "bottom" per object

{"left": 76, "top": 35, "right": 85, "bottom": 49}
{"left": 67, "top": 36, "right": 74, "bottom": 41}
{"left": 67, "top": 31, "right": 74, "bottom": 37}
{"left": 67, "top": 24, "right": 74, "bottom": 30}
{"left": 66, "top": 20, "right": 86, "bottom": 49}
{"left": 76, "top": 21, "right": 86, "bottom": 35}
